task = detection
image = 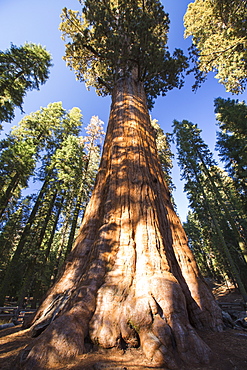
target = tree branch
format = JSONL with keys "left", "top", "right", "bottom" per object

{"left": 97, "top": 76, "right": 112, "bottom": 92}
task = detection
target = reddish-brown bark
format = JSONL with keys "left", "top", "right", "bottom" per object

{"left": 20, "top": 76, "right": 223, "bottom": 369}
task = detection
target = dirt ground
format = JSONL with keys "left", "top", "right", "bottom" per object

{"left": 0, "top": 285, "right": 247, "bottom": 370}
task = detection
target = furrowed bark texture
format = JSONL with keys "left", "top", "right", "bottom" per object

{"left": 20, "top": 77, "right": 223, "bottom": 369}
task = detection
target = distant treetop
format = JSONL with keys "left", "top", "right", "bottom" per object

{"left": 184, "top": 0, "right": 247, "bottom": 93}
{"left": 0, "top": 43, "right": 52, "bottom": 125}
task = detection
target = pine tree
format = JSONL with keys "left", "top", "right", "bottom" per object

{"left": 0, "top": 197, "right": 32, "bottom": 282}
{"left": 151, "top": 118, "right": 174, "bottom": 193}
{"left": 173, "top": 119, "right": 247, "bottom": 300}
{"left": 0, "top": 137, "right": 36, "bottom": 219}
{"left": 0, "top": 102, "right": 82, "bottom": 220}
{"left": 183, "top": 212, "right": 222, "bottom": 282}
{"left": 0, "top": 104, "right": 83, "bottom": 306}
{"left": 0, "top": 43, "right": 52, "bottom": 124}
{"left": 184, "top": 0, "right": 247, "bottom": 92}
{"left": 215, "top": 97, "right": 247, "bottom": 210}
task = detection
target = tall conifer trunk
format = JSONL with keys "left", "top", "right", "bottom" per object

{"left": 21, "top": 76, "right": 223, "bottom": 369}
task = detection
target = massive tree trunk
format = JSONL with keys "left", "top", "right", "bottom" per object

{"left": 20, "top": 76, "right": 223, "bottom": 369}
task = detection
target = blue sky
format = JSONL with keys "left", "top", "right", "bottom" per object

{"left": 0, "top": 0, "right": 244, "bottom": 221}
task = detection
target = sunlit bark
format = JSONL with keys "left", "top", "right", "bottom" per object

{"left": 21, "top": 76, "right": 223, "bottom": 369}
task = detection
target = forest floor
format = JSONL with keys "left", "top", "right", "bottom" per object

{"left": 0, "top": 284, "right": 247, "bottom": 370}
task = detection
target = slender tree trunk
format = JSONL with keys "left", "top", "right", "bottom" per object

{"left": 192, "top": 170, "right": 247, "bottom": 301}
{"left": 33, "top": 190, "right": 58, "bottom": 252}
{"left": 20, "top": 76, "right": 223, "bottom": 369}
{"left": 44, "top": 196, "right": 65, "bottom": 261}
{"left": 198, "top": 151, "right": 247, "bottom": 263}
{"left": 0, "top": 178, "right": 49, "bottom": 306}
{"left": 65, "top": 167, "right": 89, "bottom": 257}
{"left": 0, "top": 172, "right": 19, "bottom": 218}
{"left": 65, "top": 189, "right": 84, "bottom": 257}
{"left": 196, "top": 245, "right": 215, "bottom": 279}
{"left": 12, "top": 177, "right": 50, "bottom": 260}
{"left": 50, "top": 217, "right": 70, "bottom": 284}
{"left": 17, "top": 191, "right": 58, "bottom": 307}
{"left": 17, "top": 260, "right": 37, "bottom": 308}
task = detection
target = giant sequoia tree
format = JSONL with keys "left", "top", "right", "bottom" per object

{"left": 21, "top": 1, "right": 223, "bottom": 369}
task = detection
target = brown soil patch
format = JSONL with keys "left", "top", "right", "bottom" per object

{"left": 213, "top": 283, "right": 244, "bottom": 304}
{"left": 0, "top": 326, "right": 31, "bottom": 369}
{"left": 1, "top": 286, "right": 247, "bottom": 370}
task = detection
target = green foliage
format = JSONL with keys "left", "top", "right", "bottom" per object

{"left": 173, "top": 119, "right": 247, "bottom": 291}
{"left": 0, "top": 108, "right": 104, "bottom": 305}
{"left": 0, "top": 138, "right": 36, "bottom": 187}
{"left": 151, "top": 118, "right": 174, "bottom": 191}
{"left": 0, "top": 137, "right": 37, "bottom": 219}
{"left": 215, "top": 97, "right": 247, "bottom": 205}
{"left": 51, "top": 135, "right": 86, "bottom": 186}
{"left": 60, "top": 0, "right": 188, "bottom": 108}
{"left": 184, "top": 0, "right": 247, "bottom": 93}
{"left": 173, "top": 119, "right": 215, "bottom": 179}
{"left": 0, "top": 199, "right": 29, "bottom": 276}
{"left": 183, "top": 168, "right": 247, "bottom": 288}
{"left": 183, "top": 211, "right": 224, "bottom": 281}
{"left": 0, "top": 43, "right": 52, "bottom": 124}
{"left": 0, "top": 102, "right": 83, "bottom": 221}
{"left": 11, "top": 102, "right": 82, "bottom": 150}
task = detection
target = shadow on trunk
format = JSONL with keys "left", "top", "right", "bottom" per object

{"left": 19, "top": 77, "right": 223, "bottom": 370}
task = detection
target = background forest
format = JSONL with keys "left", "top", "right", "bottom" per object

{"left": 0, "top": 0, "right": 247, "bottom": 307}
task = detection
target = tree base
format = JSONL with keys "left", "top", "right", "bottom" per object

{"left": 20, "top": 273, "right": 218, "bottom": 370}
